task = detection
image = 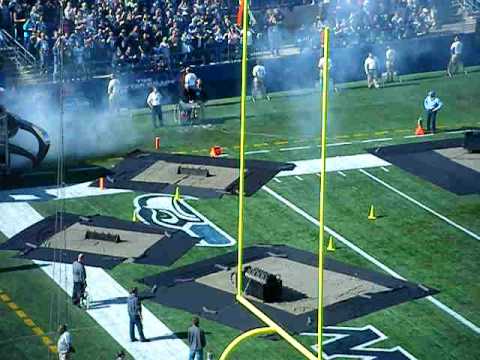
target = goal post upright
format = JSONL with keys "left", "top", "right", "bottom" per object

{"left": 223, "top": 1, "right": 331, "bottom": 355}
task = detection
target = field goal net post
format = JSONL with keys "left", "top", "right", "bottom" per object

{"left": 219, "top": 2, "right": 331, "bottom": 359}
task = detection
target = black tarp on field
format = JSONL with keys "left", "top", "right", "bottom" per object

{"left": 140, "top": 245, "right": 437, "bottom": 333}
{"left": 92, "top": 151, "right": 295, "bottom": 198}
{"left": 368, "top": 138, "right": 480, "bottom": 195}
{"left": 0, "top": 213, "right": 198, "bottom": 268}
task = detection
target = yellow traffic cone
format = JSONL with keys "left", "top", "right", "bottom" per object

{"left": 132, "top": 211, "right": 138, "bottom": 222}
{"left": 368, "top": 205, "right": 376, "bottom": 220}
{"left": 173, "top": 187, "right": 181, "bottom": 201}
{"left": 326, "top": 236, "right": 335, "bottom": 252}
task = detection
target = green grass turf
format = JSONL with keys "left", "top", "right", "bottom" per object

{"left": 1, "top": 68, "right": 480, "bottom": 359}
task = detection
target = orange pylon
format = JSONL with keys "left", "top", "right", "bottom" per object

{"left": 415, "top": 118, "right": 425, "bottom": 136}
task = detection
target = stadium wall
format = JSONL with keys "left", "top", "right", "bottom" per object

{"left": 10, "top": 33, "right": 480, "bottom": 109}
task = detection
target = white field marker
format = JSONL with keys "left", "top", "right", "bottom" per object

{"left": 273, "top": 178, "right": 282, "bottom": 183}
{"left": 262, "top": 185, "right": 480, "bottom": 335}
{"left": 337, "top": 171, "right": 347, "bottom": 177}
{"left": 279, "top": 146, "right": 312, "bottom": 152}
{"left": 360, "top": 169, "right": 480, "bottom": 242}
{"left": 381, "top": 167, "right": 390, "bottom": 172}
{"left": 295, "top": 176, "right": 304, "bottom": 181}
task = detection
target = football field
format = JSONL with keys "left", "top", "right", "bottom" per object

{"left": 0, "top": 68, "right": 479, "bottom": 359}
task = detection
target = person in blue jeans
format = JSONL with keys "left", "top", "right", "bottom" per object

{"left": 188, "top": 316, "right": 206, "bottom": 360}
{"left": 127, "top": 287, "right": 149, "bottom": 342}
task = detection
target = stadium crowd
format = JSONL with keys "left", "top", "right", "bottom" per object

{"left": 0, "top": 0, "right": 439, "bottom": 77}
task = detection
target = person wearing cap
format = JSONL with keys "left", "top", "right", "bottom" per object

{"left": 72, "top": 254, "right": 86, "bottom": 307}
{"left": 127, "top": 287, "right": 149, "bottom": 342}
{"left": 424, "top": 91, "right": 443, "bottom": 134}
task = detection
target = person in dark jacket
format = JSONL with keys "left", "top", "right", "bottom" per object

{"left": 72, "top": 253, "right": 86, "bottom": 307}
{"left": 188, "top": 316, "right": 206, "bottom": 360}
{"left": 127, "top": 287, "right": 149, "bottom": 342}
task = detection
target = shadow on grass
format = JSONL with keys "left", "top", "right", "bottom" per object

{"left": 0, "top": 263, "right": 49, "bottom": 273}
{"left": 148, "top": 331, "right": 211, "bottom": 342}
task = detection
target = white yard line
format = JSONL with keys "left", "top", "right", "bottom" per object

{"left": 360, "top": 169, "right": 480, "bottom": 242}
{"left": 262, "top": 185, "right": 480, "bottom": 335}
{"left": 337, "top": 171, "right": 347, "bottom": 177}
{"left": 381, "top": 167, "right": 390, "bottom": 173}
{"left": 404, "top": 134, "right": 434, "bottom": 139}
{"left": 295, "top": 176, "right": 304, "bottom": 181}
{"left": 326, "top": 142, "right": 353, "bottom": 147}
{"left": 273, "top": 178, "right": 282, "bottom": 183}
{"left": 0, "top": 203, "right": 189, "bottom": 360}
{"left": 361, "top": 138, "right": 393, "bottom": 143}
{"left": 245, "top": 150, "right": 271, "bottom": 155}
{"left": 279, "top": 146, "right": 312, "bottom": 152}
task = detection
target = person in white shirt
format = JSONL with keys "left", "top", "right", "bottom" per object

{"left": 252, "top": 60, "right": 270, "bottom": 102}
{"left": 318, "top": 55, "right": 337, "bottom": 92}
{"left": 364, "top": 53, "right": 379, "bottom": 89}
{"left": 385, "top": 46, "right": 396, "bottom": 83}
{"left": 57, "top": 324, "right": 73, "bottom": 360}
{"left": 423, "top": 90, "right": 443, "bottom": 133}
{"left": 147, "top": 86, "right": 163, "bottom": 128}
{"left": 184, "top": 67, "right": 198, "bottom": 101}
{"left": 107, "top": 74, "right": 121, "bottom": 112}
{"left": 447, "top": 36, "right": 465, "bottom": 78}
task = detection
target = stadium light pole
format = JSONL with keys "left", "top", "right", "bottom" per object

{"left": 317, "top": 26, "right": 330, "bottom": 360}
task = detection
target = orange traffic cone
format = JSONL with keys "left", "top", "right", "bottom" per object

{"left": 210, "top": 146, "right": 223, "bottom": 158}
{"left": 415, "top": 118, "right": 425, "bottom": 136}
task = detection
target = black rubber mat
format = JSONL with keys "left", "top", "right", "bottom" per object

{"left": 368, "top": 138, "right": 480, "bottom": 195}
{"left": 91, "top": 151, "right": 294, "bottom": 198}
{"left": 140, "top": 245, "right": 437, "bottom": 333}
{"left": 0, "top": 213, "right": 198, "bottom": 268}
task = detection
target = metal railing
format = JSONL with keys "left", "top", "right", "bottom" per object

{"left": 454, "top": 0, "right": 480, "bottom": 14}
{"left": 0, "top": 113, "right": 9, "bottom": 176}
{"left": 0, "top": 29, "right": 37, "bottom": 71}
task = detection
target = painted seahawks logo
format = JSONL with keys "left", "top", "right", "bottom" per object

{"left": 133, "top": 194, "right": 236, "bottom": 247}
{"left": 303, "top": 325, "right": 417, "bottom": 359}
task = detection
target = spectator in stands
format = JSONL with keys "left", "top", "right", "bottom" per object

{"left": 364, "top": 52, "right": 379, "bottom": 89}
{"left": 72, "top": 253, "right": 86, "bottom": 308}
{"left": 447, "top": 35, "right": 466, "bottom": 78}
{"left": 188, "top": 316, "right": 207, "bottom": 360}
{"left": 57, "top": 324, "right": 74, "bottom": 360}
{"left": 423, "top": 90, "right": 443, "bottom": 134}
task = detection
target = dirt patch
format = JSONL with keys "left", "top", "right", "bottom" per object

{"left": 435, "top": 147, "right": 480, "bottom": 172}
{"left": 196, "top": 257, "right": 391, "bottom": 315}
{"left": 44, "top": 223, "right": 164, "bottom": 258}
{"left": 132, "top": 161, "right": 239, "bottom": 190}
